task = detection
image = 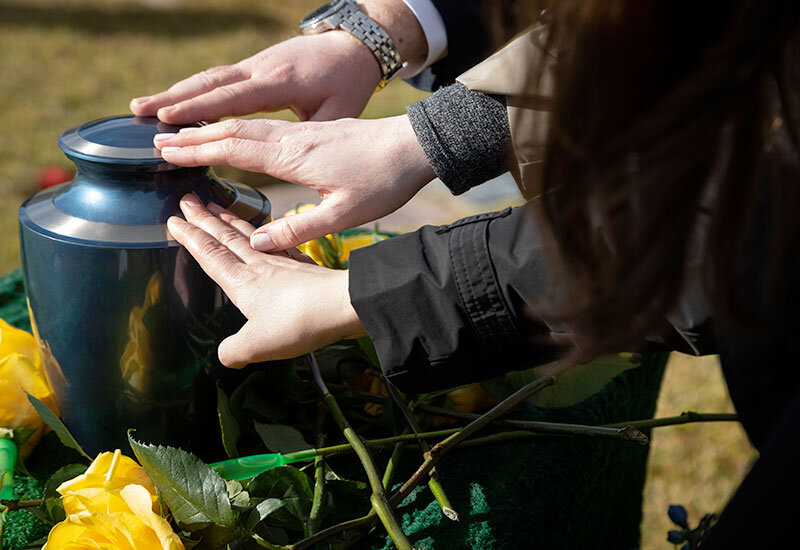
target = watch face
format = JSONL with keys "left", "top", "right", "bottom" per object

{"left": 300, "top": 0, "right": 344, "bottom": 26}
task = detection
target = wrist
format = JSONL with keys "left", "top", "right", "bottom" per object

{"left": 323, "top": 30, "right": 382, "bottom": 86}
{"left": 393, "top": 114, "right": 436, "bottom": 188}
{"left": 332, "top": 269, "right": 367, "bottom": 340}
{"left": 355, "top": 0, "right": 427, "bottom": 70}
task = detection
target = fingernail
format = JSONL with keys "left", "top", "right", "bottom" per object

{"left": 154, "top": 132, "right": 176, "bottom": 141}
{"left": 159, "top": 106, "right": 177, "bottom": 115}
{"left": 132, "top": 96, "right": 150, "bottom": 104}
{"left": 251, "top": 233, "right": 275, "bottom": 251}
{"left": 168, "top": 216, "right": 186, "bottom": 225}
{"left": 179, "top": 127, "right": 200, "bottom": 133}
{"left": 161, "top": 146, "right": 181, "bottom": 153}
{"left": 181, "top": 193, "right": 199, "bottom": 207}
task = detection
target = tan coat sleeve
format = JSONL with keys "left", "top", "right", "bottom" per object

{"left": 457, "top": 26, "right": 555, "bottom": 199}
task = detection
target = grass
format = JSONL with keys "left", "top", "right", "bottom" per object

{"left": 0, "top": 1, "right": 754, "bottom": 547}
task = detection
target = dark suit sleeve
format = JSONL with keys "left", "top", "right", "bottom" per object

{"left": 409, "top": 0, "right": 495, "bottom": 90}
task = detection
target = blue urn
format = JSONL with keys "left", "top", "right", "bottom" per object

{"left": 18, "top": 115, "right": 271, "bottom": 456}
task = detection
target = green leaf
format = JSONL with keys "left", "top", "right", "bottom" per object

{"left": 218, "top": 384, "right": 241, "bottom": 459}
{"left": 254, "top": 526, "right": 289, "bottom": 546}
{"left": 25, "top": 505, "right": 54, "bottom": 527}
{"left": 230, "top": 372, "right": 285, "bottom": 424}
{"left": 315, "top": 235, "right": 342, "bottom": 269}
{"left": 25, "top": 392, "right": 91, "bottom": 461}
{"left": 12, "top": 425, "right": 40, "bottom": 447}
{"left": 15, "top": 536, "right": 49, "bottom": 550}
{"left": 246, "top": 467, "right": 312, "bottom": 531}
{"left": 128, "top": 432, "right": 234, "bottom": 530}
{"left": 42, "top": 463, "right": 88, "bottom": 523}
{"left": 253, "top": 422, "right": 309, "bottom": 454}
{"left": 192, "top": 524, "right": 241, "bottom": 549}
{"left": 313, "top": 342, "right": 371, "bottom": 380}
{"left": 357, "top": 336, "right": 380, "bottom": 367}
{"left": 14, "top": 455, "right": 32, "bottom": 477}
{"left": 244, "top": 498, "right": 285, "bottom": 531}
{"left": 225, "top": 479, "right": 250, "bottom": 508}
{"left": 481, "top": 354, "right": 638, "bottom": 409}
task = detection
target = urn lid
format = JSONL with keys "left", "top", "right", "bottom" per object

{"left": 19, "top": 115, "right": 270, "bottom": 248}
{"left": 58, "top": 115, "right": 195, "bottom": 165}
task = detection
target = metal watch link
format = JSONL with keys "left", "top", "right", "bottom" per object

{"left": 299, "top": 0, "right": 405, "bottom": 90}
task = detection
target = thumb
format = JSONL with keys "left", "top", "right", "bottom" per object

{"left": 218, "top": 321, "right": 263, "bottom": 369}
{"left": 251, "top": 201, "right": 344, "bottom": 251}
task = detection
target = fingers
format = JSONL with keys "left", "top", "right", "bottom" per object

{"left": 156, "top": 80, "right": 270, "bottom": 124}
{"left": 167, "top": 216, "right": 246, "bottom": 300}
{"left": 155, "top": 118, "right": 287, "bottom": 147}
{"left": 159, "top": 135, "right": 275, "bottom": 173}
{"left": 131, "top": 66, "right": 247, "bottom": 120}
{"left": 156, "top": 119, "right": 290, "bottom": 173}
{"left": 207, "top": 202, "right": 257, "bottom": 238}
{"left": 178, "top": 195, "right": 263, "bottom": 263}
{"left": 250, "top": 201, "right": 348, "bottom": 252}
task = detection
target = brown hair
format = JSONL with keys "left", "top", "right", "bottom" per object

{"left": 530, "top": 1, "right": 800, "bottom": 359}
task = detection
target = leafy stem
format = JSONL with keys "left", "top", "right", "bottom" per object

{"left": 0, "top": 499, "right": 46, "bottom": 511}
{"left": 385, "top": 380, "right": 458, "bottom": 521}
{"left": 306, "top": 352, "right": 412, "bottom": 550}
{"left": 289, "top": 372, "right": 558, "bottom": 549}
{"left": 306, "top": 407, "right": 327, "bottom": 537}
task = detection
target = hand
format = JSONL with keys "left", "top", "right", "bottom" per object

{"left": 129, "top": 0, "right": 427, "bottom": 124}
{"left": 155, "top": 115, "right": 435, "bottom": 251}
{"left": 130, "top": 33, "right": 380, "bottom": 123}
{"left": 166, "top": 195, "right": 365, "bottom": 367}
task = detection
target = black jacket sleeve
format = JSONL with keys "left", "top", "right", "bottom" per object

{"left": 348, "top": 206, "right": 564, "bottom": 393}
{"left": 349, "top": 205, "right": 715, "bottom": 394}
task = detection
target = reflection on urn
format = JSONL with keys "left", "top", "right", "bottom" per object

{"left": 119, "top": 273, "right": 161, "bottom": 398}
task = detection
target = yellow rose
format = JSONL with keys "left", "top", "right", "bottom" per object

{"left": 337, "top": 233, "right": 388, "bottom": 263}
{"left": 283, "top": 204, "right": 388, "bottom": 267}
{"left": 44, "top": 450, "right": 184, "bottom": 550}
{"left": 446, "top": 383, "right": 495, "bottom": 414}
{"left": 0, "top": 318, "right": 58, "bottom": 457}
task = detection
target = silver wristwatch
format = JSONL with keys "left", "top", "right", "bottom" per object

{"left": 299, "top": 0, "right": 405, "bottom": 90}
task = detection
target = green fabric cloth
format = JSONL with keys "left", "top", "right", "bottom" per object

{"left": 0, "top": 268, "right": 668, "bottom": 549}
{"left": 358, "top": 352, "right": 667, "bottom": 550}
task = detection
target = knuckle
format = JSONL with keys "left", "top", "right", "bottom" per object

{"left": 266, "top": 62, "right": 294, "bottom": 84}
{"left": 275, "top": 219, "right": 303, "bottom": 247}
{"left": 221, "top": 137, "right": 246, "bottom": 157}
{"left": 216, "top": 228, "right": 243, "bottom": 247}
{"left": 222, "top": 118, "right": 246, "bottom": 136}
{"left": 197, "top": 69, "right": 220, "bottom": 88}
{"left": 224, "top": 267, "right": 255, "bottom": 303}
{"left": 197, "top": 238, "right": 226, "bottom": 259}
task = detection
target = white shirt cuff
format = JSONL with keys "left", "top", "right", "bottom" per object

{"left": 400, "top": 0, "right": 447, "bottom": 77}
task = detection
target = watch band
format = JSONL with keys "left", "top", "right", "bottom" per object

{"left": 300, "top": 0, "right": 405, "bottom": 90}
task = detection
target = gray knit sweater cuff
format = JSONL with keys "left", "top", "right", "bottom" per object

{"left": 407, "top": 83, "right": 510, "bottom": 195}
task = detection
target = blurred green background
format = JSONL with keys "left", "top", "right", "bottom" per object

{"left": 0, "top": 0, "right": 754, "bottom": 547}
